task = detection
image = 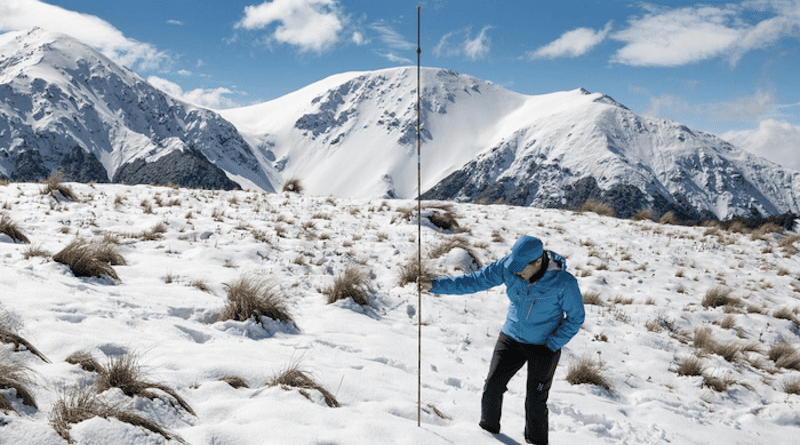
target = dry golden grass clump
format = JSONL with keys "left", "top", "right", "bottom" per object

{"left": 701, "top": 286, "right": 739, "bottom": 309}
{"left": 783, "top": 378, "right": 800, "bottom": 396}
{"left": 324, "top": 264, "right": 372, "bottom": 306}
{"left": 53, "top": 238, "right": 126, "bottom": 280}
{"left": 282, "top": 177, "right": 303, "bottom": 193}
{"left": 0, "top": 213, "right": 30, "bottom": 244}
{"left": 220, "top": 375, "right": 250, "bottom": 389}
{"left": 582, "top": 290, "right": 604, "bottom": 306}
{"left": 426, "top": 204, "right": 460, "bottom": 232}
{"left": 579, "top": 199, "right": 615, "bottom": 217}
{"left": 50, "top": 382, "right": 189, "bottom": 445}
{"left": 65, "top": 351, "right": 102, "bottom": 373}
{"left": 267, "top": 362, "right": 339, "bottom": 408}
{"left": 219, "top": 274, "right": 295, "bottom": 326}
{"left": 675, "top": 355, "right": 704, "bottom": 377}
{"left": 768, "top": 343, "right": 800, "bottom": 371}
{"left": 40, "top": 172, "right": 76, "bottom": 201}
{"left": 397, "top": 251, "right": 431, "bottom": 287}
{"left": 0, "top": 351, "right": 37, "bottom": 414}
{"left": 631, "top": 209, "right": 653, "bottom": 221}
{"left": 565, "top": 355, "right": 612, "bottom": 390}
{"left": 428, "top": 235, "right": 482, "bottom": 267}
{"left": 0, "top": 316, "right": 50, "bottom": 363}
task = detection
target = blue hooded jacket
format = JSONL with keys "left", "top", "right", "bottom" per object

{"left": 430, "top": 239, "right": 585, "bottom": 351}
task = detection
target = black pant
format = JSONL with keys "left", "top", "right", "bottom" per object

{"left": 480, "top": 332, "right": 561, "bottom": 445}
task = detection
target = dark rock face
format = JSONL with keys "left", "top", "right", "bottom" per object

{"left": 112, "top": 149, "right": 240, "bottom": 190}
{"left": 11, "top": 149, "right": 50, "bottom": 182}
{"left": 59, "top": 146, "right": 109, "bottom": 183}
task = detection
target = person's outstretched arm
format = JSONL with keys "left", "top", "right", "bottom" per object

{"left": 428, "top": 258, "right": 506, "bottom": 295}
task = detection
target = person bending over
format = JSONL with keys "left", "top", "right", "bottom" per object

{"left": 421, "top": 235, "right": 585, "bottom": 445}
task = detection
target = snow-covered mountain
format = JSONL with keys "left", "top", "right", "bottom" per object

{"left": 3, "top": 28, "right": 799, "bottom": 220}
{"left": 221, "top": 68, "right": 800, "bottom": 221}
{"left": 0, "top": 28, "right": 280, "bottom": 191}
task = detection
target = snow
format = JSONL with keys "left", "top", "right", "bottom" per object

{"left": 2, "top": 182, "right": 799, "bottom": 444}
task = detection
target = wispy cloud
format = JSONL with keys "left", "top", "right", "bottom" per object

{"left": 369, "top": 20, "right": 415, "bottom": 51}
{"left": 0, "top": 0, "right": 172, "bottom": 72}
{"left": 166, "top": 20, "right": 183, "bottom": 26}
{"left": 527, "top": 22, "right": 612, "bottom": 60}
{"left": 722, "top": 119, "right": 800, "bottom": 171}
{"left": 148, "top": 76, "right": 243, "bottom": 110}
{"left": 611, "top": 1, "right": 800, "bottom": 67}
{"left": 434, "top": 25, "right": 493, "bottom": 61}
{"left": 235, "top": 0, "right": 346, "bottom": 54}
{"left": 637, "top": 87, "right": 782, "bottom": 123}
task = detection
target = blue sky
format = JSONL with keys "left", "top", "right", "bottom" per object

{"left": 2, "top": 0, "right": 800, "bottom": 170}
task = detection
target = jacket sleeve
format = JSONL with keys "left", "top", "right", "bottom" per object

{"left": 545, "top": 275, "right": 585, "bottom": 351}
{"left": 430, "top": 258, "right": 506, "bottom": 295}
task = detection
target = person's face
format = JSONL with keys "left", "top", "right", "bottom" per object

{"left": 518, "top": 256, "right": 543, "bottom": 280}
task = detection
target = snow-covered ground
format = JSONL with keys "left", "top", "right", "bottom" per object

{"left": 1, "top": 181, "right": 799, "bottom": 445}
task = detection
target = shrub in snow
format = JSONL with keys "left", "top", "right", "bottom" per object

{"left": 675, "top": 355, "right": 704, "bottom": 377}
{"left": 219, "top": 274, "right": 295, "bottom": 326}
{"left": 282, "top": 177, "right": 303, "bottom": 194}
{"left": 565, "top": 355, "right": 612, "bottom": 391}
{"left": 267, "top": 362, "right": 339, "bottom": 408}
{"left": 324, "top": 264, "right": 372, "bottom": 306}
{"left": 768, "top": 343, "right": 800, "bottom": 371}
{"left": 0, "top": 351, "right": 37, "bottom": 414}
{"left": 50, "top": 382, "right": 189, "bottom": 445}
{"left": 701, "top": 286, "right": 739, "bottom": 309}
{"left": 95, "top": 352, "right": 195, "bottom": 416}
{"left": 579, "top": 199, "right": 615, "bottom": 217}
{"left": 783, "top": 378, "right": 800, "bottom": 396}
{"left": 53, "top": 238, "right": 126, "bottom": 281}
{"left": 0, "top": 213, "right": 30, "bottom": 244}
{"left": 40, "top": 172, "right": 76, "bottom": 201}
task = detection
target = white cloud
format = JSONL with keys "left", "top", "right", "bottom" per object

{"left": 177, "top": 69, "right": 192, "bottom": 76}
{"left": 611, "top": 1, "right": 800, "bottom": 67}
{"left": 379, "top": 52, "right": 412, "bottom": 64}
{"left": 166, "top": 20, "right": 183, "bottom": 26}
{"left": 352, "top": 31, "right": 367, "bottom": 46}
{"left": 370, "top": 21, "right": 415, "bottom": 51}
{"left": 235, "top": 0, "right": 345, "bottom": 53}
{"left": 528, "top": 22, "right": 612, "bottom": 59}
{"left": 147, "top": 76, "right": 242, "bottom": 110}
{"left": 434, "top": 25, "right": 493, "bottom": 61}
{"left": 722, "top": 120, "right": 800, "bottom": 171}
{"left": 0, "top": 0, "right": 172, "bottom": 72}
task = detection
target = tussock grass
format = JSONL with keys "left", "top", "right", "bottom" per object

{"left": 426, "top": 205, "right": 460, "bottom": 232}
{"left": 220, "top": 375, "right": 249, "bottom": 389}
{"left": 565, "top": 355, "right": 612, "bottom": 390}
{"left": 692, "top": 326, "right": 716, "bottom": 352}
{"left": 40, "top": 172, "right": 76, "bottom": 201}
{"left": 582, "top": 290, "right": 604, "bottom": 306}
{"left": 53, "top": 238, "right": 126, "bottom": 281}
{"left": 768, "top": 343, "right": 800, "bottom": 371}
{"left": 398, "top": 251, "right": 431, "bottom": 287}
{"left": 324, "top": 264, "right": 372, "bottom": 306}
{"left": 96, "top": 352, "right": 195, "bottom": 416}
{"left": 282, "top": 177, "right": 303, "bottom": 193}
{"left": 267, "top": 362, "right": 339, "bottom": 408}
{"left": 0, "top": 319, "right": 50, "bottom": 363}
{"left": 0, "top": 213, "right": 30, "bottom": 244}
{"left": 219, "top": 274, "right": 294, "bottom": 326}
{"left": 702, "top": 373, "right": 737, "bottom": 392}
{"left": 50, "top": 382, "right": 189, "bottom": 445}
{"left": 772, "top": 306, "right": 798, "bottom": 322}
{"left": 579, "top": 199, "right": 615, "bottom": 217}
{"left": 702, "top": 286, "right": 739, "bottom": 309}
{"left": 675, "top": 355, "right": 704, "bottom": 377}
{"left": 65, "top": 351, "right": 102, "bottom": 373}
{"left": 22, "top": 244, "right": 50, "bottom": 260}
{"left": 631, "top": 209, "right": 653, "bottom": 221}
{"left": 783, "top": 378, "right": 800, "bottom": 396}
{"left": 428, "top": 235, "right": 481, "bottom": 266}
{"left": 0, "top": 351, "right": 37, "bottom": 413}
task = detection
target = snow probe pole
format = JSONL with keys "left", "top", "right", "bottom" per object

{"left": 416, "top": 4, "right": 422, "bottom": 428}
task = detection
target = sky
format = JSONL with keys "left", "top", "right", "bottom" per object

{"left": 1, "top": 0, "right": 800, "bottom": 170}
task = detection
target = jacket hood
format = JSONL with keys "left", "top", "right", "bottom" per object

{"left": 504, "top": 236, "right": 544, "bottom": 273}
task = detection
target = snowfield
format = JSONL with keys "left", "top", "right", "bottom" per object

{"left": 1, "top": 181, "right": 799, "bottom": 445}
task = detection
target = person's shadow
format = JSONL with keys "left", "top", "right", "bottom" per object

{"left": 492, "top": 433, "right": 522, "bottom": 445}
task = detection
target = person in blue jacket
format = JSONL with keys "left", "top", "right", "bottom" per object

{"left": 421, "top": 235, "right": 585, "bottom": 445}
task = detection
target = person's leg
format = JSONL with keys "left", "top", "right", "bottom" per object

{"left": 480, "top": 332, "right": 527, "bottom": 433}
{"left": 522, "top": 345, "right": 561, "bottom": 444}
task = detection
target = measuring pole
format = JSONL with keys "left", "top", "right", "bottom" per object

{"left": 416, "top": 4, "right": 422, "bottom": 428}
